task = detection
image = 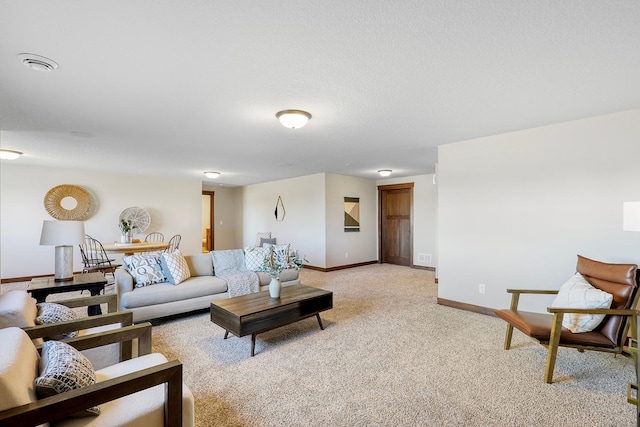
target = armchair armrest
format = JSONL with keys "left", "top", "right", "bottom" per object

{"left": 55, "top": 293, "right": 118, "bottom": 313}
{"left": 63, "top": 322, "right": 153, "bottom": 359}
{"left": 25, "top": 319, "right": 151, "bottom": 361}
{"left": 115, "top": 267, "right": 134, "bottom": 295}
{"left": 506, "top": 289, "right": 559, "bottom": 310}
{"left": 547, "top": 307, "right": 639, "bottom": 316}
{"left": 0, "top": 359, "right": 183, "bottom": 426}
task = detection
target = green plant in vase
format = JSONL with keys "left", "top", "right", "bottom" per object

{"left": 118, "top": 219, "right": 138, "bottom": 243}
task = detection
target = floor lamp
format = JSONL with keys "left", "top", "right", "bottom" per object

{"left": 39, "top": 220, "right": 85, "bottom": 281}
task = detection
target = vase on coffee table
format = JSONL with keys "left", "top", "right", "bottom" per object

{"left": 269, "top": 277, "right": 282, "bottom": 298}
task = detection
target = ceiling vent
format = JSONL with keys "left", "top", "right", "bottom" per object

{"left": 18, "top": 53, "right": 58, "bottom": 72}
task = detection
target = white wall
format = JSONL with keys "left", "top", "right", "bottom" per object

{"left": 241, "top": 174, "right": 327, "bottom": 267}
{"left": 1, "top": 164, "right": 202, "bottom": 279}
{"left": 437, "top": 109, "right": 640, "bottom": 313}
{"left": 377, "top": 174, "right": 438, "bottom": 268}
{"left": 325, "top": 174, "right": 378, "bottom": 267}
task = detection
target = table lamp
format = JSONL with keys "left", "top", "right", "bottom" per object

{"left": 39, "top": 220, "right": 85, "bottom": 281}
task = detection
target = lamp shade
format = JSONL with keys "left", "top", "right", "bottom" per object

{"left": 40, "top": 220, "right": 85, "bottom": 246}
{"left": 623, "top": 202, "right": 640, "bottom": 232}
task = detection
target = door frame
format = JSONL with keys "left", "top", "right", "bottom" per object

{"left": 378, "top": 183, "right": 414, "bottom": 267}
{"left": 202, "top": 191, "right": 215, "bottom": 252}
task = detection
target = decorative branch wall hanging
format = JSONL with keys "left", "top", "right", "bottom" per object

{"left": 274, "top": 196, "right": 286, "bottom": 221}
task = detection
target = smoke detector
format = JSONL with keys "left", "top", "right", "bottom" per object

{"left": 18, "top": 53, "right": 58, "bottom": 72}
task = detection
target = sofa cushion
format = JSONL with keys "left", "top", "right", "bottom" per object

{"left": 185, "top": 253, "right": 214, "bottom": 276}
{"left": 0, "top": 290, "right": 37, "bottom": 329}
{"left": 36, "top": 302, "right": 79, "bottom": 339}
{"left": 160, "top": 250, "right": 191, "bottom": 285}
{"left": 35, "top": 340, "right": 100, "bottom": 416}
{"left": 123, "top": 253, "right": 166, "bottom": 287}
{"left": 120, "top": 276, "right": 228, "bottom": 309}
{"left": 0, "top": 327, "right": 39, "bottom": 412}
{"left": 244, "top": 246, "right": 270, "bottom": 271}
{"left": 551, "top": 272, "right": 613, "bottom": 333}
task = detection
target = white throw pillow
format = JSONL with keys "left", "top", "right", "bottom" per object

{"left": 244, "top": 246, "right": 270, "bottom": 271}
{"left": 550, "top": 272, "right": 613, "bottom": 333}
{"left": 255, "top": 232, "right": 271, "bottom": 247}
{"left": 160, "top": 250, "right": 191, "bottom": 285}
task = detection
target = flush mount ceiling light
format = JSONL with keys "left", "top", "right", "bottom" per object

{"left": 204, "top": 171, "right": 221, "bottom": 179}
{"left": 0, "top": 149, "right": 23, "bottom": 160}
{"left": 378, "top": 169, "right": 392, "bottom": 177}
{"left": 18, "top": 53, "right": 59, "bottom": 72}
{"left": 276, "top": 110, "right": 311, "bottom": 129}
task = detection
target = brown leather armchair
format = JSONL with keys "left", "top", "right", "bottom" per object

{"left": 495, "top": 255, "right": 639, "bottom": 383}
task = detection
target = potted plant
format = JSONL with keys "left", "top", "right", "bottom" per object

{"left": 259, "top": 249, "right": 307, "bottom": 298}
{"left": 118, "top": 219, "right": 137, "bottom": 243}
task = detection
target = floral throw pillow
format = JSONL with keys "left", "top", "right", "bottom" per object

{"left": 160, "top": 249, "right": 191, "bottom": 285}
{"left": 123, "top": 253, "right": 166, "bottom": 287}
{"left": 263, "top": 243, "right": 290, "bottom": 267}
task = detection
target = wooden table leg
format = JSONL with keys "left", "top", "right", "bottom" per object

{"left": 87, "top": 287, "right": 104, "bottom": 316}
{"left": 251, "top": 334, "right": 256, "bottom": 357}
{"left": 316, "top": 313, "right": 325, "bottom": 330}
{"left": 224, "top": 331, "right": 229, "bottom": 339}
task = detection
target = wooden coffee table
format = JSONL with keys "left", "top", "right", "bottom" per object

{"left": 210, "top": 284, "right": 333, "bottom": 356}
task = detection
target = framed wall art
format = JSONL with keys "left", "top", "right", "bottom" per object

{"left": 344, "top": 197, "right": 360, "bottom": 232}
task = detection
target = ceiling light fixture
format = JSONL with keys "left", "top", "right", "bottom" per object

{"left": 204, "top": 171, "right": 221, "bottom": 179}
{"left": 378, "top": 169, "right": 392, "bottom": 177}
{"left": 18, "top": 53, "right": 59, "bottom": 72}
{"left": 276, "top": 110, "right": 311, "bottom": 129}
{"left": 0, "top": 149, "right": 23, "bottom": 160}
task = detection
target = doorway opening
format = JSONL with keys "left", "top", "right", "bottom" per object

{"left": 202, "top": 191, "right": 214, "bottom": 253}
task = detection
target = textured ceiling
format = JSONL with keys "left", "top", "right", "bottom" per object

{"left": 1, "top": 1, "right": 639, "bottom": 186}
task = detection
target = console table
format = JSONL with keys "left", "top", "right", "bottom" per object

{"left": 27, "top": 272, "right": 108, "bottom": 316}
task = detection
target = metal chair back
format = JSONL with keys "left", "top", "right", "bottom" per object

{"left": 165, "top": 234, "right": 181, "bottom": 252}
{"left": 79, "top": 235, "right": 121, "bottom": 283}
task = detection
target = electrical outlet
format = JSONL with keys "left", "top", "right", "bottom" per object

{"left": 345, "top": 252, "right": 349, "bottom": 258}
{"left": 479, "top": 283, "right": 486, "bottom": 294}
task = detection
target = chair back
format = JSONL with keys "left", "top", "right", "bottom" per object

{"left": 577, "top": 255, "right": 639, "bottom": 345}
{"left": 165, "top": 234, "right": 181, "bottom": 252}
{"left": 144, "top": 232, "right": 164, "bottom": 243}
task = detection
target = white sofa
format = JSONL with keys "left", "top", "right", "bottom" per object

{"left": 115, "top": 252, "right": 300, "bottom": 322}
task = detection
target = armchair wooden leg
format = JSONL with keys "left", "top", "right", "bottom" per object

{"left": 545, "top": 313, "right": 564, "bottom": 384}
{"left": 504, "top": 324, "right": 514, "bottom": 350}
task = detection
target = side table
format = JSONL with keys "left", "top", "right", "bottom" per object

{"left": 27, "top": 272, "right": 108, "bottom": 316}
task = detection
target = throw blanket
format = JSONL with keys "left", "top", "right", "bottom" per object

{"left": 211, "top": 249, "right": 260, "bottom": 297}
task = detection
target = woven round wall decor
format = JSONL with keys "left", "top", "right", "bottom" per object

{"left": 44, "top": 184, "right": 92, "bottom": 220}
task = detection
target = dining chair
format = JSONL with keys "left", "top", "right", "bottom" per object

{"left": 165, "top": 234, "right": 182, "bottom": 252}
{"left": 79, "top": 234, "right": 122, "bottom": 283}
{"left": 144, "top": 231, "right": 165, "bottom": 242}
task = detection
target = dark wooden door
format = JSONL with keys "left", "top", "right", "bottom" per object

{"left": 379, "top": 184, "right": 413, "bottom": 266}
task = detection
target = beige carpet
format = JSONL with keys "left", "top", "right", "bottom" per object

{"left": 146, "top": 264, "right": 636, "bottom": 427}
